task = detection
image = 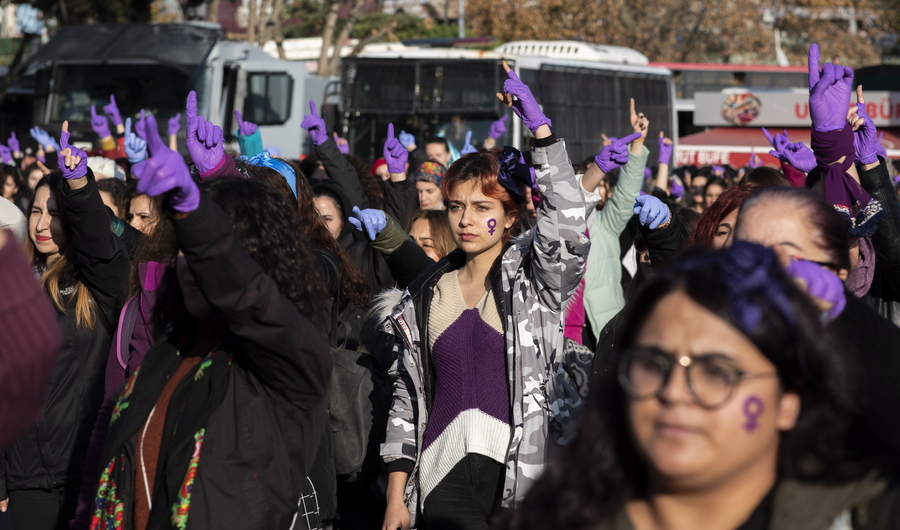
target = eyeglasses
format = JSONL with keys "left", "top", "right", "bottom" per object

{"left": 617, "top": 347, "right": 777, "bottom": 409}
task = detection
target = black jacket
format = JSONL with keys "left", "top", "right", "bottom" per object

{"left": 1, "top": 172, "right": 130, "bottom": 495}
{"left": 93, "top": 194, "right": 332, "bottom": 529}
{"left": 858, "top": 159, "right": 900, "bottom": 328}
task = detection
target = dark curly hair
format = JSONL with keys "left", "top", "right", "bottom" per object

{"left": 498, "top": 243, "right": 899, "bottom": 530}
{"left": 155, "top": 177, "right": 329, "bottom": 333}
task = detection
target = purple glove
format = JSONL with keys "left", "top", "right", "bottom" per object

{"left": 657, "top": 132, "right": 673, "bottom": 165}
{"left": 234, "top": 110, "right": 258, "bottom": 137}
{"left": 771, "top": 142, "right": 816, "bottom": 173}
{"left": 0, "top": 144, "right": 11, "bottom": 165}
{"left": 633, "top": 195, "right": 671, "bottom": 229}
{"left": 124, "top": 117, "right": 148, "bottom": 164}
{"left": 134, "top": 114, "right": 199, "bottom": 213}
{"left": 30, "top": 127, "right": 59, "bottom": 151}
{"left": 398, "top": 130, "right": 416, "bottom": 149}
{"left": 185, "top": 91, "right": 225, "bottom": 174}
{"left": 103, "top": 95, "right": 123, "bottom": 127}
{"left": 460, "top": 131, "right": 477, "bottom": 155}
{"left": 489, "top": 115, "right": 508, "bottom": 139}
{"left": 643, "top": 167, "right": 653, "bottom": 181}
{"left": 7, "top": 132, "right": 19, "bottom": 154}
{"left": 785, "top": 258, "right": 846, "bottom": 320}
{"left": 348, "top": 206, "right": 387, "bottom": 241}
{"left": 168, "top": 113, "right": 181, "bottom": 136}
{"left": 594, "top": 132, "right": 642, "bottom": 173}
{"left": 808, "top": 44, "right": 854, "bottom": 132}
{"left": 669, "top": 177, "right": 684, "bottom": 199}
{"left": 875, "top": 131, "right": 887, "bottom": 160}
{"left": 854, "top": 102, "right": 879, "bottom": 165}
{"left": 762, "top": 127, "right": 790, "bottom": 153}
{"left": 334, "top": 133, "right": 350, "bottom": 154}
{"left": 383, "top": 124, "right": 408, "bottom": 174}
{"left": 58, "top": 124, "right": 88, "bottom": 180}
{"left": 502, "top": 68, "right": 552, "bottom": 133}
{"left": 712, "top": 165, "right": 725, "bottom": 177}
{"left": 748, "top": 153, "right": 762, "bottom": 168}
{"left": 91, "top": 105, "right": 112, "bottom": 139}
{"left": 300, "top": 100, "right": 328, "bottom": 146}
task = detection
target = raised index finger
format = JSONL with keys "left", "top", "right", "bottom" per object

{"left": 387, "top": 123, "right": 394, "bottom": 140}
{"left": 143, "top": 114, "right": 166, "bottom": 154}
{"left": 503, "top": 61, "right": 520, "bottom": 82}
{"left": 629, "top": 98, "right": 637, "bottom": 121}
{"left": 309, "top": 99, "right": 318, "bottom": 117}
{"left": 762, "top": 127, "right": 774, "bottom": 145}
{"left": 60, "top": 121, "right": 70, "bottom": 148}
{"left": 621, "top": 132, "right": 643, "bottom": 145}
{"left": 857, "top": 84, "right": 865, "bottom": 105}
{"left": 808, "top": 43, "right": 821, "bottom": 89}
{"left": 91, "top": 106, "right": 98, "bottom": 119}
{"left": 186, "top": 91, "right": 198, "bottom": 120}
{"left": 125, "top": 117, "right": 132, "bottom": 137}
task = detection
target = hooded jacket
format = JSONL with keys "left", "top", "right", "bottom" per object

{"left": 379, "top": 137, "right": 589, "bottom": 525}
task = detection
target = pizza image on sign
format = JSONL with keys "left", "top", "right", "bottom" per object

{"left": 720, "top": 93, "right": 762, "bottom": 126}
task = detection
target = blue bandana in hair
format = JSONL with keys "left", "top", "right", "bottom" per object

{"left": 496, "top": 146, "right": 535, "bottom": 203}
{"left": 237, "top": 151, "right": 298, "bottom": 198}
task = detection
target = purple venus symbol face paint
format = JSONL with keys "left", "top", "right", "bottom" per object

{"left": 487, "top": 218, "right": 497, "bottom": 235}
{"left": 743, "top": 396, "right": 764, "bottom": 433}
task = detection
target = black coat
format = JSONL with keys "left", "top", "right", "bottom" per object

{"left": 858, "top": 159, "right": 900, "bottom": 328}
{"left": 1, "top": 172, "right": 130, "bottom": 495}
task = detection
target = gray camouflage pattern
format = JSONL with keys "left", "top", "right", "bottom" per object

{"left": 379, "top": 139, "right": 589, "bottom": 525}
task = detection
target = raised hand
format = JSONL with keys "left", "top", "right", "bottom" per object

{"left": 0, "top": 144, "right": 11, "bottom": 165}
{"left": 300, "top": 100, "right": 328, "bottom": 146}
{"left": 748, "top": 152, "right": 762, "bottom": 169}
{"left": 852, "top": 86, "right": 878, "bottom": 165}
{"left": 7, "top": 132, "right": 19, "bottom": 155}
{"left": 460, "top": 131, "right": 477, "bottom": 155}
{"left": 629, "top": 98, "right": 648, "bottom": 140}
{"left": 489, "top": 115, "right": 508, "bottom": 139}
{"left": 712, "top": 165, "right": 725, "bottom": 177}
{"left": 29, "top": 127, "right": 59, "bottom": 151}
{"left": 348, "top": 206, "right": 387, "bottom": 241}
{"left": 669, "top": 177, "right": 684, "bottom": 199}
{"left": 334, "top": 132, "right": 350, "bottom": 154}
{"left": 134, "top": 114, "right": 199, "bottom": 213}
{"left": 91, "top": 105, "right": 112, "bottom": 139}
{"left": 168, "top": 113, "right": 182, "bottom": 136}
{"left": 103, "top": 95, "right": 123, "bottom": 127}
{"left": 762, "top": 127, "right": 790, "bottom": 154}
{"left": 658, "top": 131, "right": 673, "bottom": 165}
{"left": 594, "top": 132, "right": 642, "bottom": 173}
{"left": 808, "top": 43, "right": 854, "bottom": 132}
{"left": 770, "top": 141, "right": 816, "bottom": 173}
{"left": 58, "top": 121, "right": 88, "bottom": 180}
{"left": 497, "top": 61, "right": 551, "bottom": 133}
{"left": 123, "top": 117, "right": 148, "bottom": 164}
{"left": 633, "top": 195, "right": 671, "bottom": 229}
{"left": 185, "top": 91, "right": 225, "bottom": 174}
{"left": 785, "top": 258, "right": 845, "bottom": 320}
{"left": 383, "top": 124, "right": 408, "bottom": 174}
{"left": 134, "top": 109, "right": 148, "bottom": 140}
{"left": 234, "top": 109, "right": 258, "bottom": 136}
{"left": 398, "top": 130, "right": 416, "bottom": 149}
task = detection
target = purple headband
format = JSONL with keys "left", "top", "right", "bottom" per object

{"left": 811, "top": 124, "right": 884, "bottom": 237}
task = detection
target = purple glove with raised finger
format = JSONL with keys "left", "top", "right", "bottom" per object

{"left": 669, "top": 177, "right": 684, "bottom": 199}
{"left": 785, "top": 258, "right": 846, "bottom": 320}
{"left": 168, "top": 113, "right": 182, "bottom": 136}
{"left": 124, "top": 117, "right": 148, "bottom": 163}
{"left": 399, "top": 130, "right": 416, "bottom": 149}
{"left": 489, "top": 115, "right": 508, "bottom": 139}
{"left": 748, "top": 153, "right": 762, "bottom": 168}
{"left": 301, "top": 100, "right": 329, "bottom": 146}
{"left": 8, "top": 132, "right": 19, "bottom": 154}
{"left": 501, "top": 68, "right": 552, "bottom": 133}
{"left": 334, "top": 133, "right": 350, "bottom": 154}
{"left": 460, "top": 131, "right": 477, "bottom": 155}
{"left": 633, "top": 194, "right": 671, "bottom": 229}
{"left": 234, "top": 110, "right": 258, "bottom": 137}
{"left": 0, "top": 144, "right": 11, "bottom": 165}
{"left": 383, "top": 124, "right": 408, "bottom": 174}
{"left": 348, "top": 206, "right": 387, "bottom": 241}
{"left": 657, "top": 132, "right": 673, "bottom": 166}
{"left": 185, "top": 91, "right": 225, "bottom": 174}
{"left": 762, "top": 127, "right": 790, "bottom": 154}
{"left": 853, "top": 102, "right": 879, "bottom": 165}
{"left": 91, "top": 106, "right": 112, "bottom": 139}
{"left": 134, "top": 114, "right": 199, "bottom": 213}
{"left": 104, "top": 95, "right": 123, "bottom": 127}
{"left": 58, "top": 123, "right": 88, "bottom": 180}
{"left": 808, "top": 43, "right": 854, "bottom": 132}
{"left": 594, "top": 132, "right": 642, "bottom": 173}
{"left": 771, "top": 141, "right": 816, "bottom": 173}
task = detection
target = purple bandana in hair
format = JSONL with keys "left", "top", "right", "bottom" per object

{"left": 497, "top": 146, "right": 536, "bottom": 204}
{"left": 811, "top": 123, "right": 884, "bottom": 237}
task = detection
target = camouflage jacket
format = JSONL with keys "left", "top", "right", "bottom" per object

{"left": 379, "top": 138, "right": 589, "bottom": 526}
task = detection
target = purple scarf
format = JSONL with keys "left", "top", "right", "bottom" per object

{"left": 811, "top": 124, "right": 884, "bottom": 237}
{"left": 846, "top": 235, "right": 875, "bottom": 298}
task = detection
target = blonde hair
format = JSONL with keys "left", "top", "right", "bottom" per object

{"left": 24, "top": 176, "right": 98, "bottom": 330}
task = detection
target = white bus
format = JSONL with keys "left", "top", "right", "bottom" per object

{"left": 339, "top": 40, "right": 676, "bottom": 165}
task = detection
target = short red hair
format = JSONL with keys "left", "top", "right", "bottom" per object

{"left": 687, "top": 185, "right": 755, "bottom": 249}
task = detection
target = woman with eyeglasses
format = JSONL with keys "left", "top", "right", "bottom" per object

{"left": 500, "top": 241, "right": 900, "bottom": 530}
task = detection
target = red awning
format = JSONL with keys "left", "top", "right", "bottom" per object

{"left": 675, "top": 127, "right": 900, "bottom": 167}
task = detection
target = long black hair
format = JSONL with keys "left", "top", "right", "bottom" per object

{"left": 155, "top": 177, "right": 329, "bottom": 335}
{"left": 499, "top": 242, "right": 899, "bottom": 530}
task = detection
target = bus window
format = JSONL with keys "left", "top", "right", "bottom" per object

{"left": 244, "top": 72, "right": 294, "bottom": 125}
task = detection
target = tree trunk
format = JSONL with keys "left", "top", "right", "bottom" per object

{"left": 248, "top": 0, "right": 258, "bottom": 43}
{"left": 208, "top": 0, "right": 220, "bottom": 24}
{"left": 318, "top": 1, "right": 340, "bottom": 77}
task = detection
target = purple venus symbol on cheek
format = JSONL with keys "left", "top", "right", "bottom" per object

{"left": 743, "top": 396, "right": 764, "bottom": 433}
{"left": 487, "top": 218, "right": 497, "bottom": 235}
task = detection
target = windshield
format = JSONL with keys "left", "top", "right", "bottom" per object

{"left": 49, "top": 64, "right": 192, "bottom": 123}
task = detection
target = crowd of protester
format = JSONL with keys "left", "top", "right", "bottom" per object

{"left": 0, "top": 45, "right": 898, "bottom": 530}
